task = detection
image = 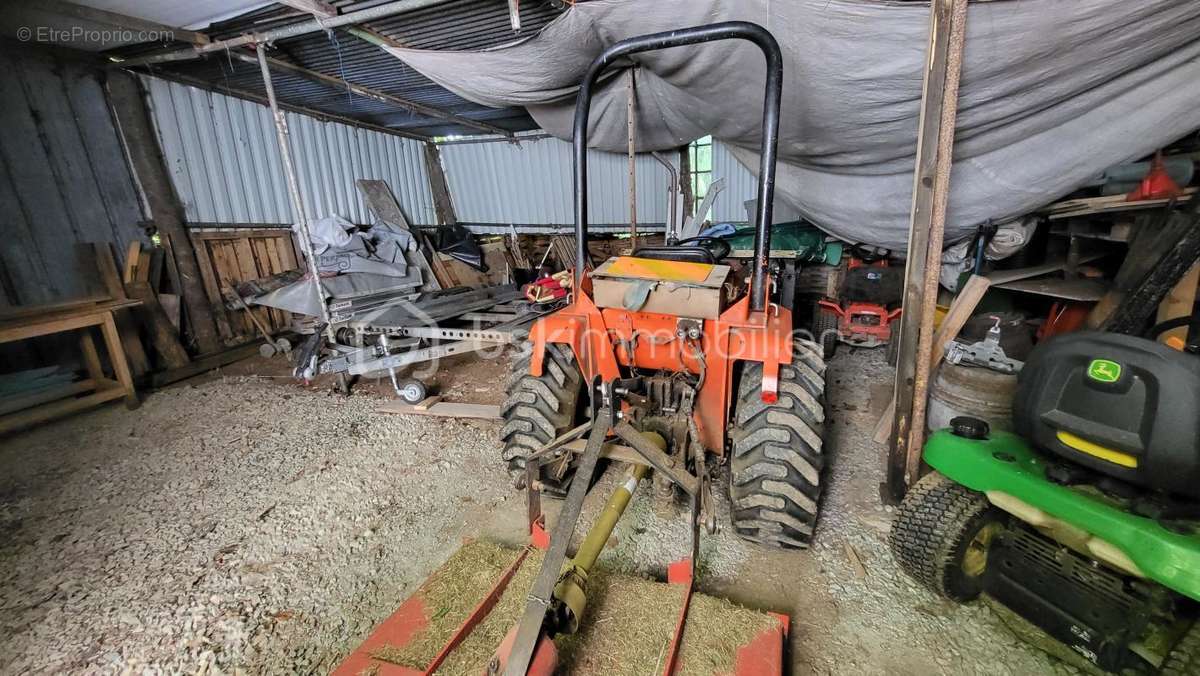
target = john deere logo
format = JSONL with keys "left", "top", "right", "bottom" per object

{"left": 1087, "top": 359, "right": 1121, "bottom": 383}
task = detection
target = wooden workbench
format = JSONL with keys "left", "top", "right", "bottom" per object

{"left": 0, "top": 299, "right": 142, "bottom": 435}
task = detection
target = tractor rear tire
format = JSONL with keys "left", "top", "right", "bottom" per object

{"left": 889, "top": 472, "right": 1005, "bottom": 602}
{"left": 730, "top": 339, "right": 827, "bottom": 549}
{"left": 500, "top": 342, "right": 584, "bottom": 487}
{"left": 1162, "top": 620, "right": 1200, "bottom": 676}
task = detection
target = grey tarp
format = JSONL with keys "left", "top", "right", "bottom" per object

{"left": 386, "top": 0, "right": 1200, "bottom": 251}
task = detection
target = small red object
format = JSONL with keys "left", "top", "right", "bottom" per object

{"left": 1126, "top": 151, "right": 1181, "bottom": 202}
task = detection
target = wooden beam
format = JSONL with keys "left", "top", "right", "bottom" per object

{"left": 1157, "top": 262, "right": 1199, "bottom": 346}
{"left": 885, "top": 0, "right": 969, "bottom": 503}
{"left": 228, "top": 50, "right": 515, "bottom": 138}
{"left": 107, "top": 72, "right": 221, "bottom": 355}
{"left": 1089, "top": 200, "right": 1200, "bottom": 333}
{"left": 36, "top": 0, "right": 210, "bottom": 45}
{"left": 423, "top": 143, "right": 458, "bottom": 226}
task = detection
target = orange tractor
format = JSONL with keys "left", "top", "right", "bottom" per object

{"left": 333, "top": 23, "right": 825, "bottom": 676}
{"left": 495, "top": 21, "right": 829, "bottom": 674}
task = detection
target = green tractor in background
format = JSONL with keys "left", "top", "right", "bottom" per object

{"left": 891, "top": 331, "right": 1200, "bottom": 674}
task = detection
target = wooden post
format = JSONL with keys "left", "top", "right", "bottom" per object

{"left": 422, "top": 142, "right": 458, "bottom": 226}
{"left": 106, "top": 71, "right": 220, "bottom": 355}
{"left": 626, "top": 69, "right": 638, "bottom": 250}
{"left": 1088, "top": 199, "right": 1200, "bottom": 333}
{"left": 885, "top": 0, "right": 969, "bottom": 503}
{"left": 1157, "top": 262, "right": 1199, "bottom": 346}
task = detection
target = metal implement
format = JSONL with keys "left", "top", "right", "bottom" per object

{"left": 505, "top": 407, "right": 612, "bottom": 676}
{"left": 553, "top": 460, "right": 651, "bottom": 633}
{"left": 945, "top": 316, "right": 1024, "bottom": 373}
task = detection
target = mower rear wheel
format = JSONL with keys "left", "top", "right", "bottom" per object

{"left": 1163, "top": 620, "right": 1200, "bottom": 676}
{"left": 889, "top": 472, "right": 1005, "bottom": 601}
{"left": 810, "top": 301, "right": 839, "bottom": 359}
{"left": 500, "top": 342, "right": 584, "bottom": 487}
{"left": 730, "top": 339, "right": 827, "bottom": 549}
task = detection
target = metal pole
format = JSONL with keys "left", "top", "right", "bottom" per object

{"left": 651, "top": 151, "right": 679, "bottom": 243}
{"left": 571, "top": 22, "right": 781, "bottom": 310}
{"left": 626, "top": 69, "right": 638, "bottom": 250}
{"left": 256, "top": 44, "right": 333, "bottom": 334}
{"left": 227, "top": 51, "right": 513, "bottom": 138}
{"left": 117, "top": 0, "right": 453, "bottom": 67}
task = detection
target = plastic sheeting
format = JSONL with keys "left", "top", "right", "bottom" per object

{"left": 386, "top": 0, "right": 1200, "bottom": 251}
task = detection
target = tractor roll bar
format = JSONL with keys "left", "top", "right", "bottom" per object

{"left": 573, "top": 21, "right": 783, "bottom": 313}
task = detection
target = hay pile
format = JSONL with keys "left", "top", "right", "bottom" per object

{"left": 556, "top": 570, "right": 687, "bottom": 674}
{"left": 368, "top": 540, "right": 779, "bottom": 675}
{"left": 558, "top": 570, "right": 779, "bottom": 675}
{"left": 434, "top": 547, "right": 545, "bottom": 675}
{"left": 370, "top": 541, "right": 522, "bottom": 670}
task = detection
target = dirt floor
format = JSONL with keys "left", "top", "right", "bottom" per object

{"left": 0, "top": 347, "right": 1088, "bottom": 674}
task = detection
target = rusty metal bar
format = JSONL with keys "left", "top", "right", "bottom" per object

{"left": 255, "top": 45, "right": 333, "bottom": 334}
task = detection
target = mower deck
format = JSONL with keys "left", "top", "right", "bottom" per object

{"left": 332, "top": 541, "right": 786, "bottom": 675}
{"left": 924, "top": 430, "right": 1200, "bottom": 601}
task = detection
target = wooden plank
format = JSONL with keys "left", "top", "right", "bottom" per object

{"left": 209, "top": 241, "right": 250, "bottom": 339}
{"left": 413, "top": 395, "right": 442, "bottom": 411}
{"left": 0, "top": 384, "right": 126, "bottom": 436}
{"left": 190, "top": 228, "right": 294, "bottom": 241}
{"left": 261, "top": 237, "right": 290, "bottom": 329}
{"left": 123, "top": 240, "right": 141, "bottom": 284}
{"left": 248, "top": 237, "right": 284, "bottom": 331}
{"left": 1089, "top": 202, "right": 1200, "bottom": 331}
{"left": 190, "top": 236, "right": 235, "bottom": 343}
{"left": 0, "top": 49, "right": 75, "bottom": 302}
{"left": 376, "top": 401, "right": 501, "bottom": 419}
{"left": 124, "top": 281, "right": 190, "bottom": 370}
{"left": 885, "top": 0, "right": 969, "bottom": 502}
{"left": 0, "top": 295, "right": 109, "bottom": 321}
{"left": 874, "top": 274, "right": 991, "bottom": 445}
{"left": 148, "top": 342, "right": 261, "bottom": 388}
{"left": 98, "top": 311, "right": 138, "bottom": 408}
{"left": 1044, "top": 188, "right": 1195, "bottom": 220}
{"left": 108, "top": 72, "right": 221, "bottom": 354}
{"left": 78, "top": 330, "right": 104, "bottom": 380}
{"left": 0, "top": 378, "right": 97, "bottom": 417}
{"left": 0, "top": 310, "right": 106, "bottom": 343}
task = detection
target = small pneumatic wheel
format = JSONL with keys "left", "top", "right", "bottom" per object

{"left": 889, "top": 472, "right": 1005, "bottom": 601}
{"left": 397, "top": 378, "right": 428, "bottom": 405}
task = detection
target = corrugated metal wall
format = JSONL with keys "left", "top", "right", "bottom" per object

{"left": 711, "top": 141, "right": 756, "bottom": 223}
{"left": 141, "top": 75, "right": 437, "bottom": 226}
{"left": 0, "top": 47, "right": 147, "bottom": 307}
{"left": 439, "top": 135, "right": 756, "bottom": 226}
{"left": 440, "top": 135, "right": 668, "bottom": 225}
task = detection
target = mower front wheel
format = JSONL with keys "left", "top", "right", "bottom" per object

{"left": 889, "top": 472, "right": 1005, "bottom": 602}
{"left": 730, "top": 340, "right": 827, "bottom": 549}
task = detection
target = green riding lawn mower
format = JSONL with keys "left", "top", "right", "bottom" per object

{"left": 891, "top": 331, "right": 1200, "bottom": 674}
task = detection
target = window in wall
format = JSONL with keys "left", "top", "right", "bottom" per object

{"left": 688, "top": 135, "right": 713, "bottom": 215}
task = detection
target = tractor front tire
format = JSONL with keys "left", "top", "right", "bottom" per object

{"left": 889, "top": 472, "right": 1005, "bottom": 602}
{"left": 500, "top": 342, "right": 584, "bottom": 487}
{"left": 730, "top": 340, "right": 827, "bottom": 549}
